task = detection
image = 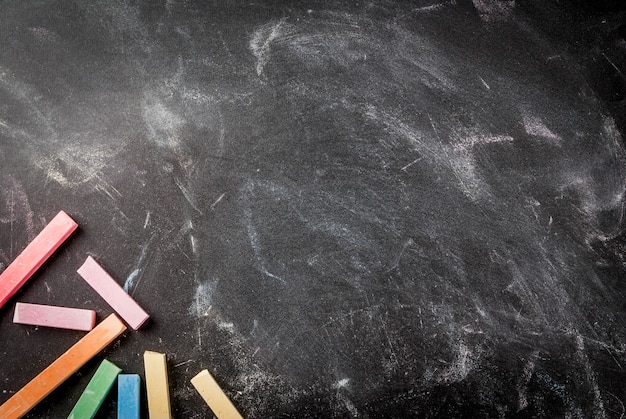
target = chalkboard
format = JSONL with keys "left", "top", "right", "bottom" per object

{"left": 1, "top": 0, "right": 626, "bottom": 417}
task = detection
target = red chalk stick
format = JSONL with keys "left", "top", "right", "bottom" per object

{"left": 77, "top": 256, "right": 150, "bottom": 330}
{"left": 13, "top": 302, "right": 96, "bottom": 331}
{"left": 0, "top": 211, "right": 78, "bottom": 310}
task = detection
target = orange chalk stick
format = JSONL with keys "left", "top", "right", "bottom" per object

{"left": 0, "top": 314, "right": 126, "bottom": 419}
{"left": 0, "top": 211, "right": 78, "bottom": 309}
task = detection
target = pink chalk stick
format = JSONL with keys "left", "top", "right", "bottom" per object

{"left": 0, "top": 211, "right": 78, "bottom": 310}
{"left": 13, "top": 302, "right": 96, "bottom": 331}
{"left": 77, "top": 256, "right": 149, "bottom": 330}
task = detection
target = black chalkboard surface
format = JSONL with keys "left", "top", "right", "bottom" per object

{"left": 1, "top": 1, "right": 626, "bottom": 417}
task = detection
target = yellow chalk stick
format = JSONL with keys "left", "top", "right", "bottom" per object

{"left": 0, "top": 314, "right": 126, "bottom": 419}
{"left": 143, "top": 351, "right": 171, "bottom": 419}
{"left": 191, "top": 369, "right": 243, "bottom": 419}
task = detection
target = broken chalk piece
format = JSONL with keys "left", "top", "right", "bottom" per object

{"left": 77, "top": 256, "right": 149, "bottom": 330}
{"left": 0, "top": 314, "right": 126, "bottom": 419}
{"left": 13, "top": 302, "right": 96, "bottom": 331}
{"left": 117, "top": 374, "right": 141, "bottom": 419}
{"left": 191, "top": 369, "right": 243, "bottom": 419}
{"left": 68, "top": 359, "right": 121, "bottom": 419}
{"left": 0, "top": 210, "right": 78, "bottom": 310}
{"left": 144, "top": 351, "right": 172, "bottom": 419}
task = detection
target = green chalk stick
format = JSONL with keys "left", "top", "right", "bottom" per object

{"left": 68, "top": 359, "right": 121, "bottom": 419}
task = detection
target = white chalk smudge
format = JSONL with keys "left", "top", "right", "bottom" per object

{"left": 437, "top": 342, "right": 476, "bottom": 383}
{"left": 362, "top": 104, "right": 491, "bottom": 201}
{"left": 333, "top": 378, "right": 351, "bottom": 389}
{"left": 517, "top": 350, "right": 540, "bottom": 411}
{"left": 413, "top": 1, "right": 457, "bottom": 13}
{"left": 124, "top": 270, "right": 140, "bottom": 294}
{"left": 472, "top": 0, "right": 515, "bottom": 22}
{"left": 189, "top": 280, "right": 215, "bottom": 317}
{"left": 250, "top": 20, "right": 285, "bottom": 77}
{"left": 453, "top": 133, "right": 514, "bottom": 151}
{"left": 188, "top": 287, "right": 302, "bottom": 417}
{"left": 0, "top": 175, "right": 36, "bottom": 242}
{"left": 219, "top": 322, "right": 235, "bottom": 331}
{"left": 142, "top": 97, "right": 185, "bottom": 150}
{"left": 576, "top": 334, "right": 607, "bottom": 419}
{"left": 337, "top": 392, "right": 359, "bottom": 417}
{"left": 523, "top": 116, "right": 562, "bottom": 145}
{"left": 123, "top": 234, "right": 157, "bottom": 295}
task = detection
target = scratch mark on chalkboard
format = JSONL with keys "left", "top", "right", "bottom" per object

{"left": 245, "top": 208, "right": 286, "bottom": 283}
{"left": 143, "top": 211, "right": 151, "bottom": 229}
{"left": 401, "top": 156, "right": 423, "bottom": 171}
{"left": 174, "top": 177, "right": 204, "bottom": 215}
{"left": 174, "top": 359, "right": 194, "bottom": 368}
{"left": 242, "top": 184, "right": 286, "bottom": 284}
{"left": 211, "top": 192, "right": 226, "bottom": 210}
{"left": 95, "top": 182, "right": 122, "bottom": 202}
{"left": 602, "top": 53, "right": 624, "bottom": 77}
{"left": 190, "top": 234, "right": 198, "bottom": 255}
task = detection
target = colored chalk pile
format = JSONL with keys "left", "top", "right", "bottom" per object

{"left": 0, "top": 210, "right": 245, "bottom": 418}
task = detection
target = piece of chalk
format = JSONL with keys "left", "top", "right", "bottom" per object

{"left": 144, "top": 351, "right": 172, "bottom": 419}
{"left": 68, "top": 359, "right": 121, "bottom": 419}
{"left": 0, "top": 211, "right": 78, "bottom": 310}
{"left": 118, "top": 374, "right": 141, "bottom": 419}
{"left": 77, "top": 256, "right": 149, "bottom": 330}
{"left": 191, "top": 369, "right": 243, "bottom": 419}
{"left": 13, "top": 302, "right": 96, "bottom": 331}
{"left": 0, "top": 314, "right": 126, "bottom": 419}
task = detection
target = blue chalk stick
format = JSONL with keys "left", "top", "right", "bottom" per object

{"left": 117, "top": 374, "right": 141, "bottom": 419}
